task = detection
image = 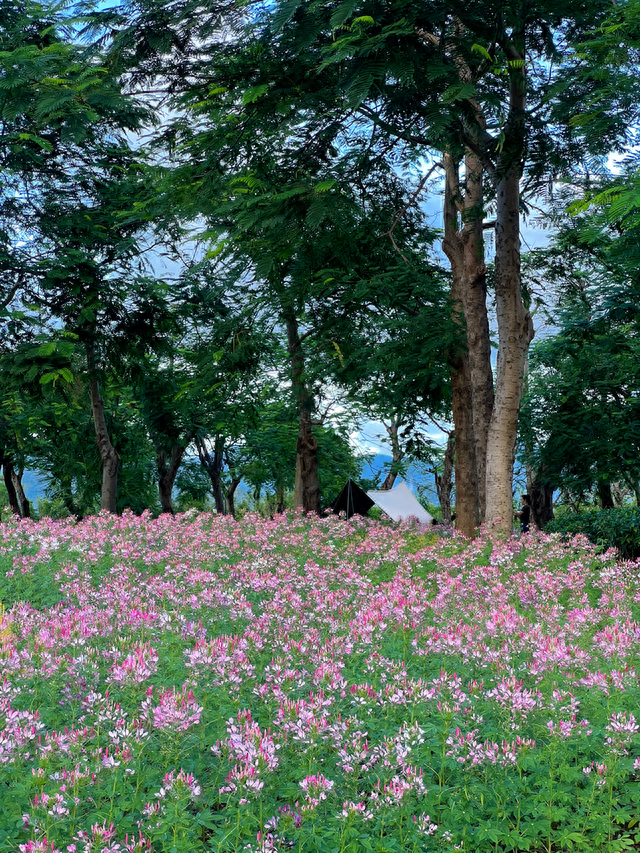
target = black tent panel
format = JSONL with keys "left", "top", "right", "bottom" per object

{"left": 331, "top": 479, "right": 374, "bottom": 519}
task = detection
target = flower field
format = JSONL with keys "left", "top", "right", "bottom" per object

{"left": 0, "top": 510, "right": 639, "bottom": 853}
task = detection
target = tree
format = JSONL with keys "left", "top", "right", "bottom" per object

{"left": 0, "top": 0, "right": 167, "bottom": 513}
{"left": 99, "top": 0, "right": 637, "bottom": 534}
{"left": 520, "top": 303, "right": 640, "bottom": 516}
{"left": 89, "top": 0, "right": 459, "bottom": 517}
{"left": 299, "top": 0, "right": 629, "bottom": 533}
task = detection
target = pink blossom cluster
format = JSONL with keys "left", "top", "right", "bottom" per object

{"left": 299, "top": 773, "right": 334, "bottom": 809}
{"left": 213, "top": 709, "right": 280, "bottom": 799}
{"left": 156, "top": 768, "right": 201, "bottom": 799}
{"left": 446, "top": 727, "right": 535, "bottom": 766}
{"left": 1, "top": 508, "right": 640, "bottom": 850}
{"left": 107, "top": 644, "right": 159, "bottom": 686}
{"left": 140, "top": 684, "right": 202, "bottom": 732}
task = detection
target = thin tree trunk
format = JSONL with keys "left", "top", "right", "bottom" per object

{"left": 157, "top": 444, "right": 187, "bottom": 515}
{"left": 381, "top": 416, "right": 404, "bottom": 490}
{"left": 451, "top": 351, "right": 477, "bottom": 537}
{"left": 226, "top": 477, "right": 241, "bottom": 518}
{"left": 443, "top": 153, "right": 481, "bottom": 537}
{"left": 611, "top": 482, "right": 627, "bottom": 507}
{"left": 11, "top": 467, "right": 30, "bottom": 518}
{"left": 276, "top": 483, "right": 285, "bottom": 514}
{"left": 461, "top": 152, "right": 494, "bottom": 522}
{"left": 196, "top": 436, "right": 226, "bottom": 514}
{"left": 598, "top": 480, "right": 615, "bottom": 509}
{"left": 434, "top": 430, "right": 455, "bottom": 524}
{"left": 285, "top": 313, "right": 320, "bottom": 514}
{"left": 86, "top": 343, "right": 119, "bottom": 513}
{"left": 526, "top": 465, "right": 555, "bottom": 529}
{"left": 484, "top": 51, "right": 534, "bottom": 533}
{"left": 1, "top": 455, "right": 21, "bottom": 516}
{"left": 435, "top": 29, "right": 493, "bottom": 530}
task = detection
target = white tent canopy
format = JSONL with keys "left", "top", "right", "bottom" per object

{"left": 366, "top": 481, "right": 433, "bottom": 525}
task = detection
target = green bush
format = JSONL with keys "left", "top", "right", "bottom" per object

{"left": 547, "top": 505, "right": 640, "bottom": 559}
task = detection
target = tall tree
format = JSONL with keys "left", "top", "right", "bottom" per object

{"left": 1, "top": 0, "right": 166, "bottom": 512}
{"left": 520, "top": 304, "right": 640, "bottom": 513}
{"left": 100, "top": 0, "right": 632, "bottom": 533}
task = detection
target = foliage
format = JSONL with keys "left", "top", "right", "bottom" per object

{"left": 4, "top": 0, "right": 640, "bottom": 525}
{"left": 174, "top": 459, "right": 216, "bottom": 512}
{"left": 0, "top": 512, "right": 640, "bottom": 851}
{"left": 546, "top": 506, "right": 640, "bottom": 560}
{"left": 519, "top": 298, "right": 640, "bottom": 504}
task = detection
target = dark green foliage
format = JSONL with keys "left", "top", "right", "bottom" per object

{"left": 547, "top": 507, "right": 640, "bottom": 560}
{"left": 175, "top": 459, "right": 214, "bottom": 511}
{"left": 519, "top": 227, "right": 640, "bottom": 507}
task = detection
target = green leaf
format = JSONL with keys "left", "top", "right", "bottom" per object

{"left": 314, "top": 179, "right": 336, "bottom": 193}
{"left": 242, "top": 84, "right": 269, "bottom": 105}
{"left": 442, "top": 81, "right": 477, "bottom": 103}
{"left": 471, "top": 43, "right": 493, "bottom": 62}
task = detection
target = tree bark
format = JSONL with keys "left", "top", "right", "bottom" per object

{"left": 598, "top": 480, "right": 615, "bottom": 509}
{"left": 611, "top": 482, "right": 628, "bottom": 507}
{"left": 196, "top": 436, "right": 226, "bottom": 514}
{"left": 434, "top": 430, "right": 455, "bottom": 524}
{"left": 450, "top": 351, "right": 477, "bottom": 537}
{"left": 527, "top": 466, "right": 555, "bottom": 529}
{"left": 484, "top": 50, "right": 534, "bottom": 533}
{"left": 285, "top": 313, "right": 320, "bottom": 514}
{"left": 460, "top": 153, "right": 494, "bottom": 522}
{"left": 443, "top": 152, "right": 489, "bottom": 537}
{"left": 226, "top": 476, "right": 242, "bottom": 518}
{"left": 1, "top": 454, "right": 21, "bottom": 516}
{"left": 86, "top": 343, "right": 120, "bottom": 513}
{"left": 157, "top": 444, "right": 188, "bottom": 515}
{"left": 11, "top": 467, "right": 30, "bottom": 519}
{"left": 381, "top": 416, "right": 404, "bottom": 490}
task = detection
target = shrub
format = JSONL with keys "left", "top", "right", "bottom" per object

{"left": 547, "top": 505, "right": 640, "bottom": 559}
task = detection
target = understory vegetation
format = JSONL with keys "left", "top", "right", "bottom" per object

{"left": 0, "top": 511, "right": 639, "bottom": 852}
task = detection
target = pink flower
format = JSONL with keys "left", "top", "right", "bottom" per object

{"left": 141, "top": 685, "right": 202, "bottom": 732}
{"left": 107, "top": 644, "right": 158, "bottom": 686}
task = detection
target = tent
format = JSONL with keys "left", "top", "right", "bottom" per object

{"left": 367, "top": 481, "right": 433, "bottom": 524}
{"left": 331, "top": 479, "right": 375, "bottom": 519}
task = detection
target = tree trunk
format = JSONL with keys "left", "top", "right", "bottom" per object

{"left": 276, "top": 483, "right": 285, "bottom": 514}
{"left": 157, "top": 444, "right": 188, "bottom": 515}
{"left": 531, "top": 482, "right": 554, "bottom": 529}
{"left": 11, "top": 467, "right": 30, "bottom": 518}
{"left": 434, "top": 430, "right": 455, "bottom": 524}
{"left": 196, "top": 436, "right": 226, "bottom": 514}
{"left": 443, "top": 152, "right": 486, "bottom": 537}
{"left": 484, "top": 167, "right": 533, "bottom": 531}
{"left": 484, "top": 54, "right": 534, "bottom": 533}
{"left": 461, "top": 153, "right": 494, "bottom": 522}
{"left": 86, "top": 344, "right": 119, "bottom": 513}
{"left": 450, "top": 351, "right": 477, "bottom": 537}
{"left": 226, "top": 477, "right": 242, "bottom": 518}
{"left": 611, "top": 482, "right": 628, "bottom": 507}
{"left": 598, "top": 480, "right": 614, "bottom": 509}
{"left": 285, "top": 313, "right": 320, "bottom": 514}
{"left": 381, "top": 416, "right": 404, "bottom": 490}
{"left": 527, "top": 466, "right": 555, "bottom": 529}
{"left": 1, "top": 454, "right": 21, "bottom": 516}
